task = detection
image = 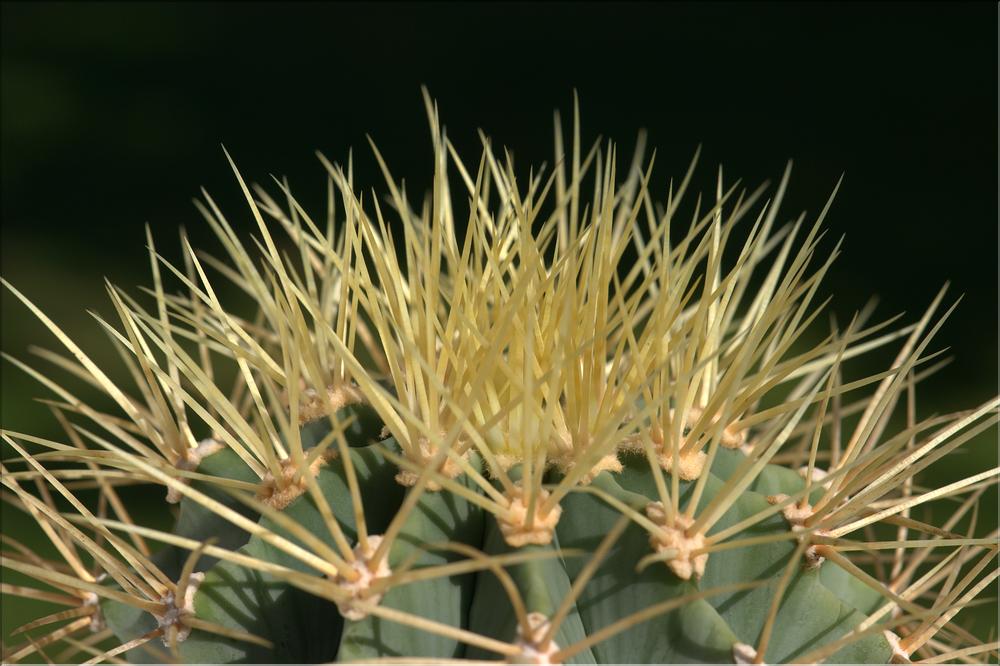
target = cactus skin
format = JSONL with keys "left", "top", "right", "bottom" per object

{"left": 2, "top": 91, "right": 997, "bottom": 665}
{"left": 98, "top": 438, "right": 891, "bottom": 664}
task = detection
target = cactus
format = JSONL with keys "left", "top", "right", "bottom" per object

{"left": 2, "top": 91, "right": 997, "bottom": 665}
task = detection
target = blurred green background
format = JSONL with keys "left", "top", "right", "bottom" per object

{"left": 1, "top": 0, "right": 997, "bottom": 654}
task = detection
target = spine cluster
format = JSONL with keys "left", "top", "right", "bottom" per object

{"left": 1, "top": 91, "right": 996, "bottom": 664}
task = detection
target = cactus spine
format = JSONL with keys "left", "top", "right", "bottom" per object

{"left": 2, "top": 91, "right": 997, "bottom": 664}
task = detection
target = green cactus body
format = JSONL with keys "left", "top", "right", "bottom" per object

{"left": 2, "top": 91, "right": 997, "bottom": 664}
{"left": 96, "top": 440, "right": 889, "bottom": 664}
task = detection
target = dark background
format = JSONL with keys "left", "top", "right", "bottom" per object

{"left": 1, "top": 0, "right": 997, "bottom": 646}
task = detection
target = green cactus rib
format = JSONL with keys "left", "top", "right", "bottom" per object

{"left": 101, "top": 435, "right": 893, "bottom": 663}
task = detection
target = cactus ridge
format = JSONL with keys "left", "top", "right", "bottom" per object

{"left": 2, "top": 90, "right": 997, "bottom": 664}
{"left": 89, "top": 440, "right": 885, "bottom": 664}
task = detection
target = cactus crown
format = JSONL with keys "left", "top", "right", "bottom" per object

{"left": 2, "top": 90, "right": 997, "bottom": 665}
